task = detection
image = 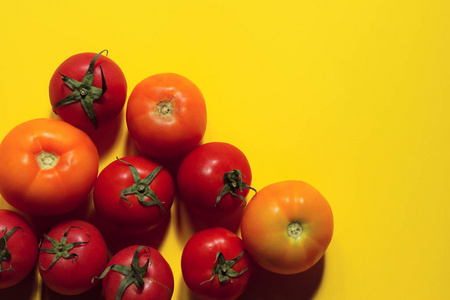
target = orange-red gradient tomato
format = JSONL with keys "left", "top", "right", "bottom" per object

{"left": 126, "top": 73, "right": 207, "bottom": 159}
{"left": 0, "top": 118, "right": 99, "bottom": 216}
{"left": 240, "top": 180, "right": 333, "bottom": 275}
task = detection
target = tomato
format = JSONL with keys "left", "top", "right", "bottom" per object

{"left": 177, "top": 142, "right": 256, "bottom": 219}
{"left": 93, "top": 156, "right": 175, "bottom": 234}
{"left": 240, "top": 180, "right": 334, "bottom": 275}
{"left": 181, "top": 227, "right": 252, "bottom": 300}
{"left": 38, "top": 220, "right": 109, "bottom": 295}
{"left": 126, "top": 73, "right": 207, "bottom": 159}
{"left": 0, "top": 118, "right": 99, "bottom": 215}
{"left": 49, "top": 50, "right": 127, "bottom": 131}
{"left": 0, "top": 209, "right": 38, "bottom": 289}
{"left": 94, "top": 245, "right": 174, "bottom": 300}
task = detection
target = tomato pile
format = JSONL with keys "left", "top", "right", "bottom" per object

{"left": 0, "top": 50, "right": 334, "bottom": 299}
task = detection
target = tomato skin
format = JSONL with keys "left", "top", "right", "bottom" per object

{"left": 0, "top": 209, "right": 38, "bottom": 289}
{"left": 126, "top": 73, "right": 207, "bottom": 159}
{"left": 240, "top": 180, "right": 334, "bottom": 275}
{"left": 93, "top": 155, "right": 175, "bottom": 233}
{"left": 101, "top": 245, "right": 174, "bottom": 300}
{"left": 0, "top": 118, "right": 99, "bottom": 216}
{"left": 181, "top": 227, "right": 252, "bottom": 300}
{"left": 38, "top": 220, "right": 109, "bottom": 295}
{"left": 177, "top": 142, "right": 254, "bottom": 219}
{"left": 49, "top": 51, "right": 127, "bottom": 131}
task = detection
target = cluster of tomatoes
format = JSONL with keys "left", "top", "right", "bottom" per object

{"left": 0, "top": 50, "right": 334, "bottom": 300}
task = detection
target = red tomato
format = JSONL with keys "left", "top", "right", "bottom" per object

{"left": 181, "top": 227, "right": 252, "bottom": 300}
{"left": 177, "top": 142, "right": 256, "bottom": 219}
{"left": 93, "top": 156, "right": 175, "bottom": 233}
{"left": 126, "top": 73, "right": 207, "bottom": 159}
{"left": 94, "top": 245, "right": 174, "bottom": 300}
{"left": 49, "top": 50, "right": 127, "bottom": 131}
{"left": 0, "top": 118, "right": 99, "bottom": 216}
{"left": 240, "top": 180, "right": 334, "bottom": 275}
{"left": 38, "top": 220, "right": 109, "bottom": 295}
{"left": 0, "top": 209, "right": 38, "bottom": 289}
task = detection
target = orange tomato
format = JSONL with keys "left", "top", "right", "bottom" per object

{"left": 0, "top": 118, "right": 99, "bottom": 216}
{"left": 126, "top": 73, "right": 207, "bottom": 159}
{"left": 240, "top": 180, "right": 334, "bottom": 275}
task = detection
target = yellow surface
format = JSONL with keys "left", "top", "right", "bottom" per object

{"left": 1, "top": 1, "right": 450, "bottom": 299}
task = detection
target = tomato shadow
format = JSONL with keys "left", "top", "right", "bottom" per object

{"left": 174, "top": 194, "right": 244, "bottom": 246}
{"left": 0, "top": 265, "right": 38, "bottom": 299}
{"left": 25, "top": 193, "right": 96, "bottom": 237}
{"left": 49, "top": 109, "right": 124, "bottom": 158}
{"left": 176, "top": 276, "right": 202, "bottom": 300}
{"left": 123, "top": 132, "right": 142, "bottom": 157}
{"left": 236, "top": 256, "right": 326, "bottom": 300}
{"left": 82, "top": 111, "right": 124, "bottom": 158}
{"left": 40, "top": 281, "right": 103, "bottom": 300}
{"left": 87, "top": 209, "right": 172, "bottom": 255}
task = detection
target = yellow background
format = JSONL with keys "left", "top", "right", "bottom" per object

{"left": 1, "top": 0, "right": 449, "bottom": 299}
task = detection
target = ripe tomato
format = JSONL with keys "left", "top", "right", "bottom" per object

{"left": 0, "top": 118, "right": 99, "bottom": 216}
{"left": 126, "top": 73, "right": 207, "bottom": 159}
{"left": 38, "top": 220, "right": 109, "bottom": 295}
{"left": 177, "top": 142, "right": 256, "bottom": 219}
{"left": 240, "top": 180, "right": 334, "bottom": 275}
{"left": 181, "top": 227, "right": 252, "bottom": 300}
{"left": 49, "top": 50, "right": 127, "bottom": 131}
{"left": 93, "top": 156, "right": 175, "bottom": 234}
{"left": 0, "top": 209, "right": 38, "bottom": 289}
{"left": 94, "top": 245, "right": 174, "bottom": 300}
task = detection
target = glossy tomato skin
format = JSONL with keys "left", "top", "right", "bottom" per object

{"left": 93, "top": 155, "right": 175, "bottom": 234}
{"left": 102, "top": 245, "right": 174, "bottom": 300}
{"left": 0, "top": 209, "right": 38, "bottom": 289}
{"left": 49, "top": 51, "right": 127, "bottom": 131}
{"left": 0, "top": 118, "right": 99, "bottom": 216}
{"left": 38, "top": 220, "right": 109, "bottom": 295}
{"left": 241, "top": 180, "right": 334, "bottom": 275}
{"left": 181, "top": 227, "right": 252, "bottom": 300}
{"left": 126, "top": 73, "right": 207, "bottom": 159}
{"left": 177, "top": 142, "right": 254, "bottom": 219}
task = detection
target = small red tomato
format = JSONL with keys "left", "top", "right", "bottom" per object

{"left": 94, "top": 245, "right": 174, "bottom": 300}
{"left": 0, "top": 209, "right": 38, "bottom": 289}
{"left": 93, "top": 156, "right": 175, "bottom": 233}
{"left": 181, "top": 227, "right": 252, "bottom": 300}
{"left": 126, "top": 73, "right": 207, "bottom": 159}
{"left": 38, "top": 220, "right": 109, "bottom": 295}
{"left": 49, "top": 50, "right": 127, "bottom": 131}
{"left": 177, "top": 142, "right": 256, "bottom": 219}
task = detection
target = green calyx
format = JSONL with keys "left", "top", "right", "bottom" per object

{"left": 52, "top": 50, "right": 108, "bottom": 129}
{"left": 0, "top": 227, "right": 23, "bottom": 273}
{"left": 92, "top": 246, "right": 172, "bottom": 300}
{"left": 216, "top": 169, "right": 257, "bottom": 207}
{"left": 38, "top": 226, "right": 90, "bottom": 270}
{"left": 200, "top": 251, "right": 249, "bottom": 285}
{"left": 117, "top": 158, "right": 166, "bottom": 213}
